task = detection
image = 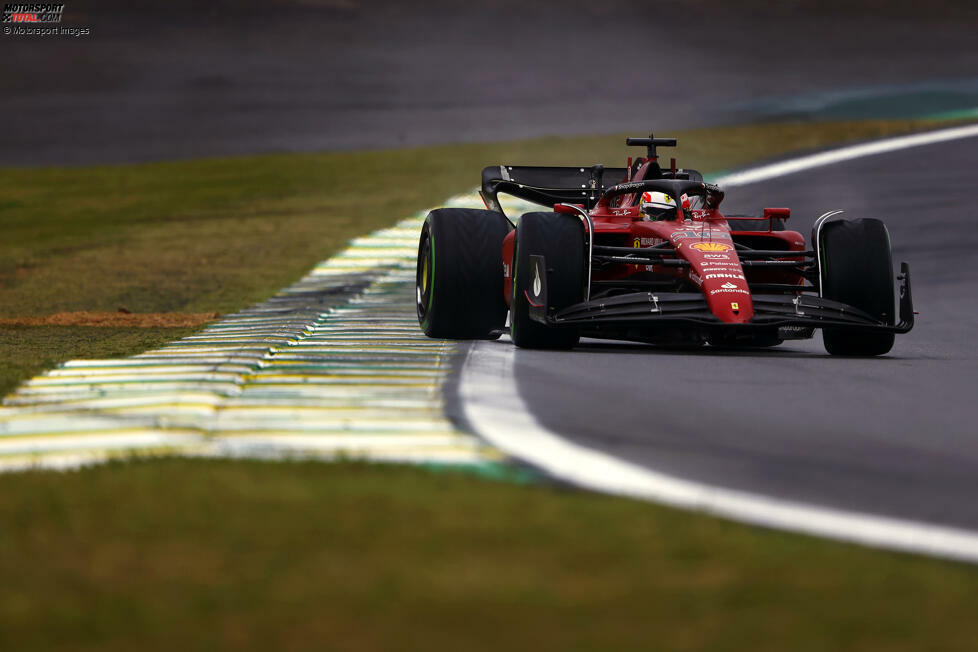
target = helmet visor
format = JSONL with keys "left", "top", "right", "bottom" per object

{"left": 641, "top": 202, "right": 676, "bottom": 220}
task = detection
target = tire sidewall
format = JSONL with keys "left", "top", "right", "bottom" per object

{"left": 819, "top": 217, "right": 896, "bottom": 355}
{"left": 510, "top": 211, "right": 585, "bottom": 349}
{"left": 417, "top": 208, "right": 511, "bottom": 339}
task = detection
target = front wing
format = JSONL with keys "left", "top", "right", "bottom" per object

{"left": 530, "top": 262, "right": 915, "bottom": 334}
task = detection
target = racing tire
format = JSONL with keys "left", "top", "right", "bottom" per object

{"left": 819, "top": 218, "right": 896, "bottom": 356}
{"left": 510, "top": 212, "right": 585, "bottom": 349}
{"left": 416, "top": 208, "right": 511, "bottom": 339}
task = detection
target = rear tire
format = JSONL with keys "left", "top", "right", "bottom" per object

{"left": 416, "top": 208, "right": 511, "bottom": 339}
{"left": 819, "top": 218, "right": 896, "bottom": 356}
{"left": 511, "top": 212, "right": 585, "bottom": 349}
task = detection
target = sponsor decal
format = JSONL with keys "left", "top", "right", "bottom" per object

{"left": 721, "top": 282, "right": 737, "bottom": 289}
{"left": 706, "top": 273, "right": 745, "bottom": 280}
{"left": 632, "top": 237, "right": 665, "bottom": 270}
{"left": 731, "top": 302, "right": 740, "bottom": 311}
{"left": 532, "top": 261, "right": 542, "bottom": 297}
{"left": 613, "top": 181, "right": 648, "bottom": 193}
{"left": 691, "top": 242, "right": 733, "bottom": 252}
{"left": 503, "top": 262, "right": 510, "bottom": 278}
{"left": 710, "top": 288, "right": 750, "bottom": 295}
{"left": 612, "top": 208, "right": 631, "bottom": 216}
{"left": 780, "top": 325, "right": 810, "bottom": 333}
{"left": 633, "top": 236, "right": 665, "bottom": 247}
{"left": 704, "top": 253, "right": 731, "bottom": 260}
{"left": 669, "top": 229, "right": 731, "bottom": 241}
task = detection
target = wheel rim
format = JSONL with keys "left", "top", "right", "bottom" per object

{"left": 416, "top": 230, "right": 433, "bottom": 321}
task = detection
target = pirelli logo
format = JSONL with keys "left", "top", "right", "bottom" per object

{"left": 2, "top": 3, "right": 64, "bottom": 23}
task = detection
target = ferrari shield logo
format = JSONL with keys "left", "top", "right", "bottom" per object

{"left": 690, "top": 242, "right": 733, "bottom": 252}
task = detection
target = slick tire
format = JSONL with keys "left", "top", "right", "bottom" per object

{"left": 510, "top": 212, "right": 585, "bottom": 349}
{"left": 416, "top": 208, "right": 511, "bottom": 339}
{"left": 819, "top": 217, "right": 896, "bottom": 356}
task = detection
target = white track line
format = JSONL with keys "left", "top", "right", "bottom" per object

{"left": 714, "top": 123, "right": 978, "bottom": 187}
{"left": 459, "top": 124, "right": 978, "bottom": 563}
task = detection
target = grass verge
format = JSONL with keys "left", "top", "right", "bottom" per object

{"left": 0, "top": 326, "right": 198, "bottom": 397}
{"left": 0, "top": 118, "right": 959, "bottom": 396}
{"left": 1, "top": 458, "right": 977, "bottom": 651}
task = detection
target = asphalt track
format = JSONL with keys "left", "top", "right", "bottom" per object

{"left": 3, "top": 1, "right": 978, "bottom": 165}
{"left": 459, "top": 130, "right": 978, "bottom": 540}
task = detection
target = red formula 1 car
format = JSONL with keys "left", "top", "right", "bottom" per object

{"left": 416, "top": 133, "right": 914, "bottom": 355}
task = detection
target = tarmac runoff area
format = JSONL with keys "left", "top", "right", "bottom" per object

{"left": 3, "top": 125, "right": 978, "bottom": 563}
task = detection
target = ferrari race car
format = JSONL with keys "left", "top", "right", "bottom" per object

{"left": 415, "top": 133, "right": 914, "bottom": 355}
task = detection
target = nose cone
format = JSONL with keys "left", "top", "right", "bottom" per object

{"left": 683, "top": 241, "right": 754, "bottom": 323}
{"left": 703, "top": 279, "right": 753, "bottom": 323}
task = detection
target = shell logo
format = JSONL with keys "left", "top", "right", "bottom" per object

{"left": 690, "top": 242, "right": 733, "bottom": 252}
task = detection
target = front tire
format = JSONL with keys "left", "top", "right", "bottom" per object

{"left": 417, "top": 208, "right": 511, "bottom": 339}
{"left": 510, "top": 212, "right": 585, "bottom": 349}
{"left": 819, "top": 218, "right": 896, "bottom": 356}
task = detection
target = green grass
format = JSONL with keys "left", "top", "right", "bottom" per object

{"left": 1, "top": 458, "right": 976, "bottom": 651}
{"left": 0, "top": 118, "right": 958, "bottom": 396}
{"left": 0, "top": 326, "right": 198, "bottom": 397}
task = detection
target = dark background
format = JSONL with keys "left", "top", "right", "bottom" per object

{"left": 3, "top": 0, "right": 978, "bottom": 165}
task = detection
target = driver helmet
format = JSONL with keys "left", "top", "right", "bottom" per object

{"left": 640, "top": 191, "right": 678, "bottom": 221}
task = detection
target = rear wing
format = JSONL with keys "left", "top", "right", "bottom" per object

{"left": 481, "top": 132, "right": 699, "bottom": 216}
{"left": 480, "top": 165, "right": 628, "bottom": 215}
